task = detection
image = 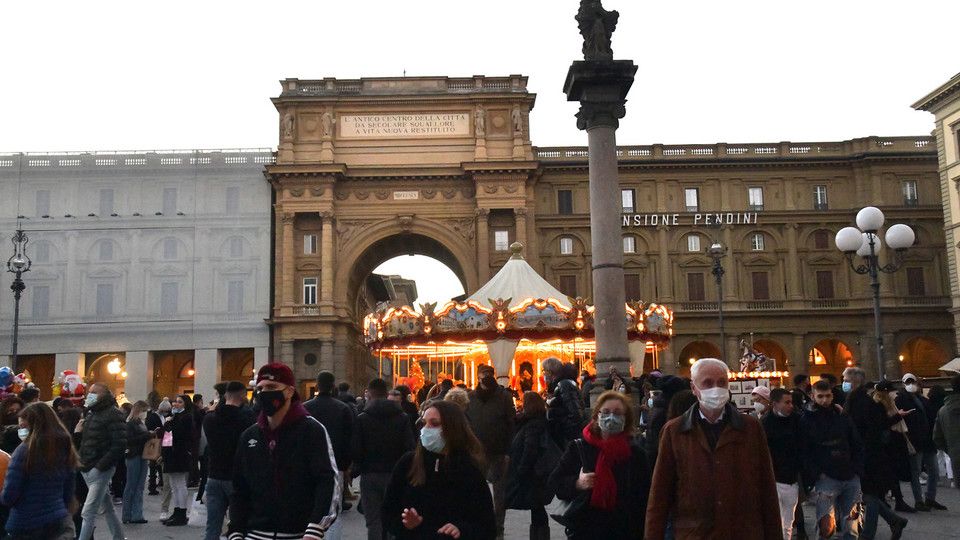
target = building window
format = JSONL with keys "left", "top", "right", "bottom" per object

{"left": 95, "top": 283, "right": 114, "bottom": 317}
{"left": 816, "top": 271, "right": 835, "bottom": 299}
{"left": 32, "top": 285, "right": 49, "bottom": 319}
{"left": 35, "top": 190, "right": 50, "bottom": 217}
{"left": 304, "top": 234, "right": 318, "bottom": 255}
{"left": 748, "top": 187, "right": 764, "bottom": 210}
{"left": 162, "top": 187, "right": 178, "bottom": 215}
{"left": 34, "top": 242, "right": 50, "bottom": 264}
{"left": 622, "top": 236, "right": 636, "bottom": 254}
{"left": 814, "top": 185, "right": 828, "bottom": 210}
{"left": 559, "top": 236, "right": 574, "bottom": 255}
{"left": 902, "top": 180, "right": 918, "bottom": 206}
{"left": 752, "top": 272, "right": 770, "bottom": 300}
{"left": 163, "top": 238, "right": 178, "bottom": 260}
{"left": 687, "top": 272, "right": 705, "bottom": 302}
{"left": 624, "top": 274, "right": 641, "bottom": 302}
{"left": 687, "top": 234, "right": 701, "bottom": 252}
{"left": 160, "top": 282, "right": 178, "bottom": 316}
{"left": 303, "top": 277, "right": 318, "bottom": 305}
{"left": 98, "top": 241, "right": 114, "bottom": 262}
{"left": 557, "top": 190, "right": 573, "bottom": 215}
{"left": 227, "top": 280, "right": 244, "bottom": 313}
{"left": 558, "top": 275, "right": 577, "bottom": 297}
{"left": 99, "top": 189, "right": 114, "bottom": 216}
{"left": 906, "top": 267, "right": 925, "bottom": 296}
{"left": 494, "top": 230, "right": 510, "bottom": 251}
{"left": 225, "top": 187, "right": 240, "bottom": 215}
{"left": 684, "top": 188, "right": 699, "bottom": 212}
{"left": 814, "top": 230, "right": 830, "bottom": 250}
{"left": 229, "top": 237, "right": 243, "bottom": 258}
{"left": 621, "top": 189, "right": 635, "bottom": 213}
{"left": 751, "top": 233, "right": 765, "bottom": 251}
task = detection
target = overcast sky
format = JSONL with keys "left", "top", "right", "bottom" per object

{"left": 2, "top": 0, "right": 955, "bottom": 304}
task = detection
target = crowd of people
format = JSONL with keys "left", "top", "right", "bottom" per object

{"left": 0, "top": 358, "right": 955, "bottom": 539}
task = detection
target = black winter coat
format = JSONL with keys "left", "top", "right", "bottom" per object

{"left": 896, "top": 391, "right": 936, "bottom": 452}
{"left": 229, "top": 411, "right": 339, "bottom": 539}
{"left": 465, "top": 385, "right": 516, "bottom": 458}
{"left": 383, "top": 450, "right": 496, "bottom": 540}
{"left": 547, "top": 378, "right": 584, "bottom": 445}
{"left": 125, "top": 418, "right": 153, "bottom": 458}
{"left": 78, "top": 394, "right": 126, "bottom": 472}
{"left": 202, "top": 404, "right": 256, "bottom": 480}
{"left": 547, "top": 436, "right": 649, "bottom": 540}
{"left": 161, "top": 410, "right": 194, "bottom": 473}
{"left": 304, "top": 394, "right": 354, "bottom": 471}
{"left": 761, "top": 411, "right": 804, "bottom": 485}
{"left": 350, "top": 399, "right": 414, "bottom": 475}
{"left": 800, "top": 404, "right": 864, "bottom": 488}
{"left": 505, "top": 414, "right": 550, "bottom": 510}
{"left": 644, "top": 396, "right": 669, "bottom": 464}
{"left": 844, "top": 387, "right": 901, "bottom": 495}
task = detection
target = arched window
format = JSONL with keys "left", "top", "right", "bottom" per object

{"left": 622, "top": 235, "right": 636, "bottom": 254}
{"left": 687, "top": 234, "right": 701, "bottom": 252}
{"left": 559, "top": 236, "right": 574, "bottom": 255}
{"left": 751, "top": 233, "right": 765, "bottom": 251}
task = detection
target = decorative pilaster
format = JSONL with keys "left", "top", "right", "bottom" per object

{"left": 320, "top": 211, "right": 335, "bottom": 309}
{"left": 476, "top": 208, "right": 490, "bottom": 283}
{"left": 281, "top": 212, "right": 295, "bottom": 311}
{"left": 656, "top": 225, "right": 673, "bottom": 301}
{"left": 785, "top": 224, "right": 802, "bottom": 300}
{"left": 514, "top": 207, "right": 527, "bottom": 248}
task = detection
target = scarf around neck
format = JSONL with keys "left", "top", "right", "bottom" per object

{"left": 581, "top": 423, "right": 631, "bottom": 511}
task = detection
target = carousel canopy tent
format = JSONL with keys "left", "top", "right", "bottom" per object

{"left": 468, "top": 244, "right": 568, "bottom": 309}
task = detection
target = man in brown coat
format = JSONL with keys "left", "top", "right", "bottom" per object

{"left": 645, "top": 358, "right": 780, "bottom": 539}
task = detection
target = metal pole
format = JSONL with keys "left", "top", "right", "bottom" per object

{"left": 10, "top": 271, "right": 23, "bottom": 366}
{"left": 713, "top": 256, "right": 726, "bottom": 363}
{"left": 868, "top": 235, "right": 885, "bottom": 380}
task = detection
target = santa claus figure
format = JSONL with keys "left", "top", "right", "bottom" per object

{"left": 56, "top": 370, "right": 87, "bottom": 405}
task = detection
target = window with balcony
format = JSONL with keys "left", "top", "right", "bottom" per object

{"left": 816, "top": 271, "right": 835, "bottom": 299}
{"left": 558, "top": 275, "right": 577, "bottom": 298}
{"left": 814, "top": 185, "right": 828, "bottom": 210}
{"left": 902, "top": 180, "right": 918, "bottom": 206}
{"left": 687, "top": 273, "right": 705, "bottom": 302}
{"left": 621, "top": 189, "right": 635, "bottom": 213}
{"left": 751, "top": 233, "right": 765, "bottom": 251}
{"left": 99, "top": 189, "right": 114, "bottom": 216}
{"left": 752, "top": 272, "right": 770, "bottom": 300}
{"left": 906, "top": 267, "right": 925, "bottom": 296}
{"left": 557, "top": 190, "right": 573, "bottom": 215}
{"left": 748, "top": 187, "right": 764, "bottom": 210}
{"left": 622, "top": 236, "right": 636, "bottom": 254}
{"left": 35, "top": 190, "right": 50, "bottom": 217}
{"left": 559, "top": 236, "right": 574, "bottom": 255}
{"left": 624, "top": 274, "right": 641, "bottom": 302}
{"left": 303, "top": 277, "right": 318, "bottom": 305}
{"left": 160, "top": 282, "right": 178, "bottom": 316}
{"left": 304, "top": 234, "right": 318, "bottom": 255}
{"left": 687, "top": 234, "right": 701, "bottom": 252}
{"left": 684, "top": 188, "right": 699, "bottom": 212}
{"left": 494, "top": 230, "right": 509, "bottom": 251}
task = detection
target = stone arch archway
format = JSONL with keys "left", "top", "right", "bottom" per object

{"left": 808, "top": 338, "right": 856, "bottom": 379}
{"left": 751, "top": 338, "right": 789, "bottom": 369}
{"left": 898, "top": 336, "right": 948, "bottom": 377}
{"left": 677, "top": 340, "right": 722, "bottom": 377}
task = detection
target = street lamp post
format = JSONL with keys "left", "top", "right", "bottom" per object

{"left": 835, "top": 206, "right": 914, "bottom": 380}
{"left": 6, "top": 229, "right": 31, "bottom": 367}
{"left": 708, "top": 242, "right": 727, "bottom": 362}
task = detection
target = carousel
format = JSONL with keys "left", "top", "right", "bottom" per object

{"left": 362, "top": 243, "right": 674, "bottom": 396}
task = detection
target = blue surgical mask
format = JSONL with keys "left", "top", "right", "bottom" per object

{"left": 841, "top": 382, "right": 852, "bottom": 393}
{"left": 420, "top": 427, "right": 445, "bottom": 453}
{"left": 647, "top": 398, "right": 654, "bottom": 408}
{"left": 85, "top": 394, "right": 99, "bottom": 408}
{"left": 171, "top": 407, "right": 184, "bottom": 415}
{"left": 17, "top": 428, "right": 28, "bottom": 441}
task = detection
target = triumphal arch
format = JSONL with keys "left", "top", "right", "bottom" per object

{"left": 267, "top": 75, "right": 538, "bottom": 387}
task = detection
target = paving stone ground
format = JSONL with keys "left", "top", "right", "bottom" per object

{"left": 111, "top": 477, "right": 960, "bottom": 539}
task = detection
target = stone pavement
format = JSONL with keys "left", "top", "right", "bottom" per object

{"left": 115, "top": 479, "right": 960, "bottom": 539}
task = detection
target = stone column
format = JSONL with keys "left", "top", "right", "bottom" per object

{"left": 55, "top": 353, "right": 85, "bottom": 378}
{"left": 254, "top": 347, "right": 269, "bottom": 373}
{"left": 785, "top": 224, "right": 802, "bottom": 300}
{"left": 514, "top": 207, "right": 527, "bottom": 249}
{"left": 883, "top": 332, "right": 900, "bottom": 380}
{"left": 124, "top": 351, "right": 154, "bottom": 402}
{"left": 194, "top": 349, "right": 221, "bottom": 398}
{"left": 656, "top": 225, "right": 673, "bottom": 301}
{"left": 281, "top": 213, "right": 295, "bottom": 310}
{"left": 792, "top": 334, "right": 807, "bottom": 376}
{"left": 475, "top": 208, "right": 490, "bottom": 283}
{"left": 279, "top": 341, "right": 295, "bottom": 368}
{"left": 320, "top": 211, "right": 335, "bottom": 308}
{"left": 564, "top": 59, "right": 637, "bottom": 376}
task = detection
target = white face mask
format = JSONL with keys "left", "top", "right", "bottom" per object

{"left": 697, "top": 386, "right": 730, "bottom": 411}
{"left": 753, "top": 402, "right": 766, "bottom": 414}
{"left": 905, "top": 384, "right": 919, "bottom": 394}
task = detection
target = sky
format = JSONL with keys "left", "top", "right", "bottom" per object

{"left": 2, "top": 0, "right": 956, "bottom": 302}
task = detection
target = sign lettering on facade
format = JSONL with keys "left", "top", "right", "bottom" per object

{"left": 393, "top": 190, "right": 419, "bottom": 200}
{"left": 340, "top": 113, "right": 471, "bottom": 139}
{"left": 622, "top": 212, "right": 760, "bottom": 227}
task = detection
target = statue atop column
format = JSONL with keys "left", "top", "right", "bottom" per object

{"left": 576, "top": 0, "right": 619, "bottom": 61}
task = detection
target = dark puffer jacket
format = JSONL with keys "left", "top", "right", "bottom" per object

{"left": 547, "top": 378, "right": 584, "bottom": 445}
{"left": 78, "top": 393, "right": 127, "bottom": 472}
{"left": 465, "top": 385, "right": 516, "bottom": 458}
{"left": 350, "top": 399, "right": 415, "bottom": 475}
{"left": 303, "top": 394, "right": 354, "bottom": 472}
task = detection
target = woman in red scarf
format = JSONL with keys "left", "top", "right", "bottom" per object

{"left": 548, "top": 391, "right": 650, "bottom": 539}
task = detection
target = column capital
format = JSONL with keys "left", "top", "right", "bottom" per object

{"left": 280, "top": 212, "right": 295, "bottom": 224}
{"left": 514, "top": 207, "right": 527, "bottom": 216}
{"left": 564, "top": 60, "right": 637, "bottom": 131}
{"left": 474, "top": 207, "right": 490, "bottom": 219}
{"left": 320, "top": 210, "right": 335, "bottom": 222}
{"left": 575, "top": 101, "right": 627, "bottom": 130}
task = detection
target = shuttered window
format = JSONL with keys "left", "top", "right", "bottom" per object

{"left": 752, "top": 272, "right": 770, "bottom": 300}
{"left": 687, "top": 272, "right": 705, "bottom": 302}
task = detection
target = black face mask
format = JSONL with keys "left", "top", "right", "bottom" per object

{"left": 257, "top": 390, "right": 287, "bottom": 417}
{"left": 481, "top": 375, "right": 497, "bottom": 388}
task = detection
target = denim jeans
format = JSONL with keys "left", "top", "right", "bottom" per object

{"left": 909, "top": 450, "right": 939, "bottom": 503}
{"left": 813, "top": 475, "right": 862, "bottom": 539}
{"left": 862, "top": 493, "right": 901, "bottom": 539}
{"left": 776, "top": 482, "right": 800, "bottom": 540}
{"left": 205, "top": 478, "right": 233, "bottom": 540}
{"left": 121, "top": 457, "right": 148, "bottom": 521}
{"left": 79, "top": 467, "right": 125, "bottom": 540}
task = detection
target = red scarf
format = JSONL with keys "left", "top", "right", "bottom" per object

{"left": 581, "top": 423, "right": 631, "bottom": 511}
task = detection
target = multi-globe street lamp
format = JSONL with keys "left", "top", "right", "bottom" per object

{"left": 708, "top": 242, "right": 727, "bottom": 362}
{"left": 835, "top": 206, "right": 914, "bottom": 380}
{"left": 6, "top": 229, "right": 31, "bottom": 367}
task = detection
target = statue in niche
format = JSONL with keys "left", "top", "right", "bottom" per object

{"left": 321, "top": 111, "right": 335, "bottom": 138}
{"left": 576, "top": 0, "right": 619, "bottom": 61}
{"left": 511, "top": 106, "right": 523, "bottom": 135}
{"left": 474, "top": 106, "right": 486, "bottom": 138}
{"left": 281, "top": 112, "right": 295, "bottom": 140}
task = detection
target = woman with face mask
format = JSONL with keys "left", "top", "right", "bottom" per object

{"left": 121, "top": 401, "right": 153, "bottom": 525}
{"left": 158, "top": 394, "right": 194, "bottom": 527}
{"left": 382, "top": 400, "right": 495, "bottom": 539}
{"left": 547, "top": 391, "right": 650, "bottom": 540}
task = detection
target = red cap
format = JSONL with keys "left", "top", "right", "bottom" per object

{"left": 256, "top": 363, "right": 296, "bottom": 388}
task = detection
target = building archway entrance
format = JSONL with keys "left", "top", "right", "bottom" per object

{"left": 751, "top": 339, "right": 789, "bottom": 370}
{"left": 899, "top": 337, "right": 948, "bottom": 377}
{"left": 808, "top": 339, "right": 856, "bottom": 379}
{"left": 678, "top": 340, "right": 722, "bottom": 377}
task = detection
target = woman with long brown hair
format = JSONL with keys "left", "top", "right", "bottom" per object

{"left": 548, "top": 390, "right": 650, "bottom": 540}
{"left": 0, "top": 402, "right": 79, "bottom": 539}
{"left": 382, "top": 399, "right": 495, "bottom": 539}
{"left": 122, "top": 400, "right": 153, "bottom": 525}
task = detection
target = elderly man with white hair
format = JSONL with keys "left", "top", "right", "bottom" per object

{"left": 645, "top": 358, "right": 780, "bottom": 539}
